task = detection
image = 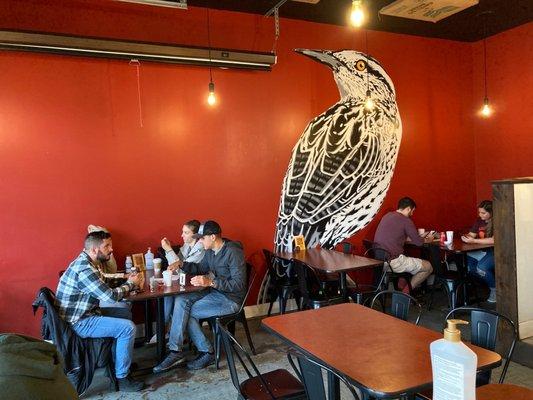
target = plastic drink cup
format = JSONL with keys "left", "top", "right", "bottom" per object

{"left": 446, "top": 231, "right": 454, "bottom": 244}
{"left": 153, "top": 258, "right": 162, "bottom": 271}
{"left": 162, "top": 270, "right": 172, "bottom": 287}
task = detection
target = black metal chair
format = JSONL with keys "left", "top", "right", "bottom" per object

{"left": 445, "top": 307, "right": 517, "bottom": 385}
{"left": 415, "top": 306, "right": 518, "bottom": 400}
{"left": 287, "top": 349, "right": 361, "bottom": 400}
{"left": 363, "top": 239, "right": 413, "bottom": 294}
{"left": 347, "top": 246, "right": 388, "bottom": 305}
{"left": 425, "top": 245, "right": 464, "bottom": 311}
{"left": 32, "top": 287, "right": 117, "bottom": 395}
{"left": 292, "top": 259, "right": 344, "bottom": 310}
{"left": 200, "top": 262, "right": 257, "bottom": 369}
{"left": 369, "top": 290, "right": 423, "bottom": 325}
{"left": 219, "top": 323, "right": 306, "bottom": 400}
{"left": 263, "top": 249, "right": 300, "bottom": 316}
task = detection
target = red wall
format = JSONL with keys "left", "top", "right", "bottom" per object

{"left": 0, "top": 0, "right": 485, "bottom": 334}
{"left": 471, "top": 23, "right": 533, "bottom": 201}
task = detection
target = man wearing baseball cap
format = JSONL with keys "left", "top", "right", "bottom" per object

{"left": 153, "top": 220, "right": 247, "bottom": 372}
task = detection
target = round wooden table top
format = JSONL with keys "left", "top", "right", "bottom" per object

{"left": 477, "top": 383, "right": 533, "bottom": 400}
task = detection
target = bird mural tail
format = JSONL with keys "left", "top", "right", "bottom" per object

{"left": 274, "top": 49, "right": 402, "bottom": 252}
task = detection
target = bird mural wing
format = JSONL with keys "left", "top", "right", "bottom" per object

{"left": 275, "top": 49, "right": 402, "bottom": 251}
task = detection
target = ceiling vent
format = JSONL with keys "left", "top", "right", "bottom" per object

{"left": 380, "top": 0, "right": 479, "bottom": 23}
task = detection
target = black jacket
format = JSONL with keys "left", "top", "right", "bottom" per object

{"left": 182, "top": 239, "right": 246, "bottom": 304}
{"left": 32, "top": 287, "right": 115, "bottom": 396}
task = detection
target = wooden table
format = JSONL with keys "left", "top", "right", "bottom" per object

{"left": 476, "top": 383, "right": 533, "bottom": 400}
{"left": 275, "top": 248, "right": 383, "bottom": 299}
{"left": 262, "top": 303, "right": 501, "bottom": 399}
{"left": 124, "top": 270, "right": 205, "bottom": 361}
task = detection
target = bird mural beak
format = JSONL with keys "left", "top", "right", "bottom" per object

{"left": 295, "top": 49, "right": 341, "bottom": 69}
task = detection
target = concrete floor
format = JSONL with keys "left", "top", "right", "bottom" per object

{"left": 82, "top": 292, "right": 533, "bottom": 399}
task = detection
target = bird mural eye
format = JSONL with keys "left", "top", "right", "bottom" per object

{"left": 355, "top": 60, "right": 367, "bottom": 72}
{"left": 274, "top": 49, "right": 402, "bottom": 254}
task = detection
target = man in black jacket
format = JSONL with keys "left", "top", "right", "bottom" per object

{"left": 153, "top": 220, "right": 246, "bottom": 372}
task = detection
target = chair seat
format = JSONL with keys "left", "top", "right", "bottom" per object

{"left": 240, "top": 368, "right": 305, "bottom": 400}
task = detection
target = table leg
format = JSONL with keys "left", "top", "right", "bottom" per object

{"left": 327, "top": 370, "right": 340, "bottom": 400}
{"left": 144, "top": 300, "right": 153, "bottom": 341}
{"left": 340, "top": 272, "right": 348, "bottom": 301}
{"left": 461, "top": 253, "right": 469, "bottom": 306}
{"left": 156, "top": 298, "right": 166, "bottom": 362}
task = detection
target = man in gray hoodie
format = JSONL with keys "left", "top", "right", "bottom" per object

{"left": 153, "top": 220, "right": 247, "bottom": 372}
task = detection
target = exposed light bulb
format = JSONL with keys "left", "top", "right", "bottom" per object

{"left": 350, "top": 0, "right": 365, "bottom": 28}
{"left": 480, "top": 97, "right": 491, "bottom": 117}
{"left": 364, "top": 90, "right": 374, "bottom": 111}
{"left": 207, "top": 81, "right": 216, "bottom": 106}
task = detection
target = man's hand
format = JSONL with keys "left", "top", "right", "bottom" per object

{"left": 461, "top": 235, "right": 474, "bottom": 243}
{"left": 161, "top": 237, "right": 173, "bottom": 252}
{"left": 127, "top": 272, "right": 143, "bottom": 288}
{"left": 424, "top": 235, "right": 435, "bottom": 243}
{"left": 190, "top": 275, "right": 213, "bottom": 287}
{"left": 168, "top": 260, "right": 182, "bottom": 272}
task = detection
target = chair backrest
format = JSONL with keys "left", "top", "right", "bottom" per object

{"left": 370, "top": 290, "right": 422, "bottom": 325}
{"left": 218, "top": 322, "right": 277, "bottom": 399}
{"left": 292, "top": 259, "right": 323, "bottom": 309}
{"left": 445, "top": 307, "right": 517, "bottom": 383}
{"left": 288, "top": 350, "right": 360, "bottom": 400}
{"left": 262, "top": 249, "right": 287, "bottom": 282}
{"left": 237, "top": 262, "right": 257, "bottom": 313}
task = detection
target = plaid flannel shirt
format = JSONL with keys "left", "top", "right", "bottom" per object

{"left": 56, "top": 251, "right": 133, "bottom": 324}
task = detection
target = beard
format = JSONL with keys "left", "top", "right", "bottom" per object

{"left": 96, "top": 250, "right": 111, "bottom": 263}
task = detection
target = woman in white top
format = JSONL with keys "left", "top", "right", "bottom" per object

{"left": 161, "top": 220, "right": 205, "bottom": 325}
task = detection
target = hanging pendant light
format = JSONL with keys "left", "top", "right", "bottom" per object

{"left": 206, "top": 6, "right": 217, "bottom": 107}
{"left": 350, "top": 0, "right": 365, "bottom": 28}
{"left": 364, "top": 89, "right": 374, "bottom": 111}
{"left": 364, "top": 31, "right": 374, "bottom": 112}
{"left": 207, "top": 80, "right": 216, "bottom": 106}
{"left": 479, "top": 12, "right": 492, "bottom": 118}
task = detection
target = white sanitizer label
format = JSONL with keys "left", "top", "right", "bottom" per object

{"left": 433, "top": 355, "right": 465, "bottom": 400}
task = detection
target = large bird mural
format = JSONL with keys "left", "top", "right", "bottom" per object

{"left": 275, "top": 49, "right": 402, "bottom": 251}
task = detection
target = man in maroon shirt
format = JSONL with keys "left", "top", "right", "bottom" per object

{"left": 374, "top": 197, "right": 433, "bottom": 290}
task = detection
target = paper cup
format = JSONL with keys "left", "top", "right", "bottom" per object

{"left": 446, "top": 231, "right": 454, "bottom": 244}
{"left": 162, "top": 270, "right": 172, "bottom": 287}
{"left": 153, "top": 258, "right": 162, "bottom": 271}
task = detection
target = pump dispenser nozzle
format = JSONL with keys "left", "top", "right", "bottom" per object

{"left": 444, "top": 319, "right": 469, "bottom": 342}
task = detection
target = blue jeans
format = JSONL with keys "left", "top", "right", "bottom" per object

{"left": 467, "top": 249, "right": 495, "bottom": 289}
{"left": 72, "top": 315, "right": 136, "bottom": 378}
{"left": 164, "top": 296, "right": 174, "bottom": 324}
{"left": 168, "top": 290, "right": 239, "bottom": 353}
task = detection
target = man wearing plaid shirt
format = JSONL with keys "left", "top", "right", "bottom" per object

{"left": 56, "top": 230, "right": 144, "bottom": 392}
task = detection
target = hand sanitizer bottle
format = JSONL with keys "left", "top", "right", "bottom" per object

{"left": 431, "top": 319, "right": 477, "bottom": 400}
{"left": 145, "top": 247, "right": 154, "bottom": 270}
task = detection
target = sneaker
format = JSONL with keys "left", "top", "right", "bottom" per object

{"left": 186, "top": 352, "right": 215, "bottom": 370}
{"left": 118, "top": 375, "right": 144, "bottom": 392}
{"left": 153, "top": 351, "right": 187, "bottom": 373}
{"left": 149, "top": 332, "right": 170, "bottom": 344}
{"left": 487, "top": 288, "right": 497, "bottom": 303}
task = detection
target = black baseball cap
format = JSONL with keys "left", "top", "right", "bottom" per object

{"left": 193, "top": 220, "right": 222, "bottom": 239}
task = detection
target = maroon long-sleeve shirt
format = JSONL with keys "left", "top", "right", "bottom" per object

{"left": 373, "top": 211, "right": 423, "bottom": 259}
